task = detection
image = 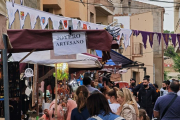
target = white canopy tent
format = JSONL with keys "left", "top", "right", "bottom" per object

{"left": 11, "top": 50, "right": 102, "bottom": 68}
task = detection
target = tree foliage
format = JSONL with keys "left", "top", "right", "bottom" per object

{"left": 164, "top": 46, "right": 177, "bottom": 58}
{"left": 164, "top": 46, "right": 180, "bottom": 73}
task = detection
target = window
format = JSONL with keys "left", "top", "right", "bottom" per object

{"left": 133, "top": 42, "right": 143, "bottom": 56}
{"left": 90, "top": 12, "right": 94, "bottom": 23}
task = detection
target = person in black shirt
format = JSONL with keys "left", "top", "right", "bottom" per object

{"left": 138, "top": 78, "right": 156, "bottom": 119}
{"left": 133, "top": 75, "right": 155, "bottom": 96}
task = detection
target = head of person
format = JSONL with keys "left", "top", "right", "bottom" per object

{"left": 153, "top": 84, "right": 158, "bottom": 90}
{"left": 168, "top": 80, "right": 180, "bottom": 93}
{"left": 75, "top": 85, "right": 89, "bottom": 113}
{"left": 116, "top": 88, "right": 137, "bottom": 105}
{"left": 144, "top": 75, "right": 150, "bottom": 80}
{"left": 139, "top": 109, "right": 150, "bottom": 120}
{"left": 87, "top": 93, "right": 113, "bottom": 116}
{"left": 108, "top": 88, "right": 118, "bottom": 103}
{"left": 143, "top": 78, "right": 150, "bottom": 88}
{"left": 102, "top": 77, "right": 109, "bottom": 87}
{"left": 162, "top": 80, "right": 170, "bottom": 90}
{"left": 83, "top": 77, "right": 91, "bottom": 86}
{"left": 116, "top": 88, "right": 139, "bottom": 115}
{"left": 130, "top": 78, "right": 136, "bottom": 87}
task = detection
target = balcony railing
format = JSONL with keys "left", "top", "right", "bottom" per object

{"left": 133, "top": 43, "right": 143, "bottom": 56}
{"left": 93, "top": 0, "right": 114, "bottom": 12}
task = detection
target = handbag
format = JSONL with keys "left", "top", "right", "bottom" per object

{"left": 161, "top": 94, "right": 177, "bottom": 119}
{"left": 110, "top": 73, "right": 121, "bottom": 82}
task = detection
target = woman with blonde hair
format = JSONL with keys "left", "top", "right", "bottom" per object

{"left": 116, "top": 88, "right": 139, "bottom": 120}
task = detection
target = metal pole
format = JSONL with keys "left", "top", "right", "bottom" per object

{"left": 2, "top": 34, "right": 10, "bottom": 120}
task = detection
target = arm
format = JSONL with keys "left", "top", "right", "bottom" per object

{"left": 152, "top": 89, "right": 156, "bottom": 103}
{"left": 138, "top": 90, "right": 141, "bottom": 104}
{"left": 153, "top": 98, "right": 160, "bottom": 118}
{"left": 121, "top": 107, "right": 133, "bottom": 120}
{"left": 154, "top": 111, "right": 160, "bottom": 118}
{"left": 133, "top": 84, "right": 141, "bottom": 96}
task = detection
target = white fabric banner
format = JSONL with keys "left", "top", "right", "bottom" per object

{"left": 120, "top": 29, "right": 132, "bottom": 49}
{"left": 52, "top": 32, "right": 87, "bottom": 56}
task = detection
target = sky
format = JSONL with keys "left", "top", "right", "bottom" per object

{"left": 137, "top": 0, "right": 174, "bottom": 31}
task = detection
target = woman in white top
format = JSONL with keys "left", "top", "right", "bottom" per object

{"left": 107, "top": 87, "right": 120, "bottom": 113}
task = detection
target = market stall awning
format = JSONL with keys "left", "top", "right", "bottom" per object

{"left": 7, "top": 29, "right": 113, "bottom": 53}
{"left": 96, "top": 50, "right": 134, "bottom": 66}
{"left": 11, "top": 50, "right": 102, "bottom": 68}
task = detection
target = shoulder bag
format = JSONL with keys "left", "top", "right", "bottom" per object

{"left": 161, "top": 94, "right": 178, "bottom": 119}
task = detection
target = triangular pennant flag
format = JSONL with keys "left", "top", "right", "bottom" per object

{"left": 148, "top": 32, "right": 154, "bottom": 48}
{"left": 157, "top": 33, "right": 162, "bottom": 45}
{"left": 63, "top": 20, "right": 68, "bottom": 29}
{"left": 120, "top": 29, "right": 132, "bottom": 49}
{"left": 6, "top": 2, "right": 17, "bottom": 28}
{"left": 19, "top": 9, "right": 28, "bottom": 29}
{"left": 133, "top": 30, "right": 139, "bottom": 37}
{"left": 170, "top": 34, "right": 177, "bottom": 47}
{"left": 83, "top": 23, "right": 87, "bottom": 30}
{"left": 177, "top": 34, "right": 180, "bottom": 49}
{"left": 72, "top": 19, "right": 78, "bottom": 30}
{"left": 162, "top": 33, "right": 169, "bottom": 48}
{"left": 51, "top": 16, "right": 60, "bottom": 30}
{"left": 29, "top": 11, "right": 38, "bottom": 29}
{"left": 140, "top": 31, "right": 149, "bottom": 49}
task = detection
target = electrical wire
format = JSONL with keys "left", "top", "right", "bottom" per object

{"left": 70, "top": 0, "right": 168, "bottom": 9}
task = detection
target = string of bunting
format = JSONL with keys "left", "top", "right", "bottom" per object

{"left": 6, "top": 1, "right": 180, "bottom": 50}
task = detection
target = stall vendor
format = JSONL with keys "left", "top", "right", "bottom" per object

{"left": 40, "top": 88, "right": 77, "bottom": 120}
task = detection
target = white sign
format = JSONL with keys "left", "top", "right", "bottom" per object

{"left": 52, "top": 32, "right": 87, "bottom": 56}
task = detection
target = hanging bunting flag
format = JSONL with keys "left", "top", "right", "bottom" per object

{"left": 19, "top": 9, "right": 28, "bottom": 29}
{"left": 39, "top": 12, "right": 49, "bottom": 29}
{"left": 162, "top": 33, "right": 169, "bottom": 48}
{"left": 51, "top": 16, "right": 61, "bottom": 30}
{"left": 140, "top": 31, "right": 149, "bottom": 49}
{"left": 132, "top": 30, "right": 139, "bottom": 37}
{"left": 177, "top": 34, "right": 180, "bottom": 49}
{"left": 83, "top": 23, "right": 87, "bottom": 29}
{"left": 7, "top": 2, "right": 17, "bottom": 28}
{"left": 157, "top": 33, "right": 162, "bottom": 45}
{"left": 72, "top": 19, "right": 78, "bottom": 30}
{"left": 170, "top": 34, "right": 177, "bottom": 47}
{"left": 29, "top": 12, "right": 38, "bottom": 29}
{"left": 120, "top": 29, "right": 132, "bottom": 49}
{"left": 63, "top": 20, "right": 68, "bottom": 29}
{"left": 149, "top": 32, "right": 154, "bottom": 48}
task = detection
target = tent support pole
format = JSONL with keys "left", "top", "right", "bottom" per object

{"left": 19, "top": 49, "right": 36, "bottom": 63}
{"left": 55, "top": 64, "right": 57, "bottom": 120}
{"left": 2, "top": 34, "right": 10, "bottom": 120}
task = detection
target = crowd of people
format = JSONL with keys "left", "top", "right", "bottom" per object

{"left": 41, "top": 74, "right": 180, "bottom": 120}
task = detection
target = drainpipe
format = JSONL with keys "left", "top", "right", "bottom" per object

{"left": 120, "top": 0, "right": 123, "bottom": 15}
{"left": 128, "top": 0, "right": 131, "bottom": 16}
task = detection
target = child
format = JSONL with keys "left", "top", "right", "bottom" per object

{"left": 139, "top": 109, "right": 150, "bottom": 120}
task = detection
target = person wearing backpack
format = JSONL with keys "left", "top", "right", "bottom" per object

{"left": 154, "top": 80, "right": 180, "bottom": 120}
